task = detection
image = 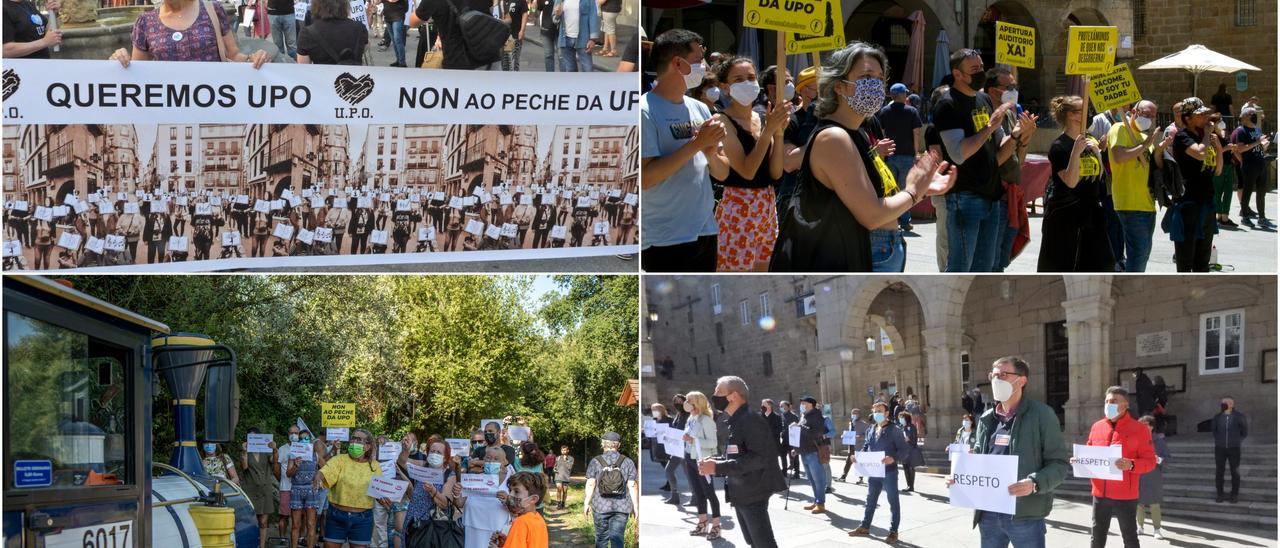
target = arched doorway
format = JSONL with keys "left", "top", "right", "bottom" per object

{"left": 466, "top": 174, "right": 485, "bottom": 196}
{"left": 1056, "top": 8, "right": 1111, "bottom": 98}
{"left": 273, "top": 177, "right": 292, "bottom": 199}
{"left": 973, "top": 2, "right": 1044, "bottom": 109}
{"left": 844, "top": 0, "right": 945, "bottom": 93}
{"left": 54, "top": 181, "right": 76, "bottom": 207}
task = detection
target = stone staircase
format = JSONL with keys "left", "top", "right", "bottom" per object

{"left": 914, "top": 438, "right": 1277, "bottom": 532}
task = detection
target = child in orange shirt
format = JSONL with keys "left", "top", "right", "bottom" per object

{"left": 493, "top": 471, "right": 549, "bottom": 548}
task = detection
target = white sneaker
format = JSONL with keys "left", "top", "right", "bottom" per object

{"left": 1153, "top": 529, "right": 1165, "bottom": 540}
{"left": 1137, "top": 526, "right": 1146, "bottom": 536}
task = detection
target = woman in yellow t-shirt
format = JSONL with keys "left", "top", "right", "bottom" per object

{"left": 314, "top": 428, "right": 392, "bottom": 547}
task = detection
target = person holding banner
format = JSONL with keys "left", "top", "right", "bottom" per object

{"left": 274, "top": 423, "right": 301, "bottom": 540}
{"left": 838, "top": 408, "right": 867, "bottom": 484}
{"left": 952, "top": 357, "right": 1069, "bottom": 547}
{"left": 794, "top": 396, "right": 828, "bottom": 512}
{"left": 982, "top": 66, "right": 1039, "bottom": 271}
{"left": 2, "top": 0, "right": 61, "bottom": 58}
{"left": 1037, "top": 95, "right": 1115, "bottom": 272}
{"left": 1076, "top": 386, "right": 1155, "bottom": 548}
{"left": 110, "top": 0, "right": 271, "bottom": 67}
{"left": 456, "top": 444, "right": 514, "bottom": 548}
{"left": 372, "top": 434, "right": 410, "bottom": 548}
{"left": 710, "top": 57, "right": 789, "bottom": 272}
{"left": 296, "top": 0, "right": 369, "bottom": 64}
{"left": 202, "top": 441, "right": 241, "bottom": 482}
{"left": 954, "top": 413, "right": 976, "bottom": 450}
{"left": 1106, "top": 100, "right": 1170, "bottom": 272}
{"left": 314, "top": 427, "right": 391, "bottom": 548}
{"left": 1169, "top": 98, "right": 1224, "bottom": 272}
{"left": 679, "top": 391, "right": 723, "bottom": 539}
{"left": 771, "top": 42, "right": 957, "bottom": 271}
{"left": 239, "top": 428, "right": 279, "bottom": 548}
{"left": 846, "top": 401, "right": 909, "bottom": 543}
{"left": 402, "top": 435, "right": 458, "bottom": 546}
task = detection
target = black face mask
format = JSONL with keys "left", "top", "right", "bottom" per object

{"left": 1221, "top": 403, "right": 1230, "bottom": 412}
{"left": 484, "top": 432, "right": 497, "bottom": 444}
{"left": 711, "top": 395, "right": 730, "bottom": 412}
{"left": 968, "top": 70, "right": 987, "bottom": 91}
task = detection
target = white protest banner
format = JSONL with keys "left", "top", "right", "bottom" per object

{"left": 311, "top": 196, "right": 326, "bottom": 209}
{"left": 195, "top": 203, "right": 212, "bottom": 216}
{"left": 379, "top": 442, "right": 401, "bottom": 461}
{"left": 370, "top": 229, "right": 389, "bottom": 245}
{"left": 14, "top": 200, "right": 29, "bottom": 211}
{"left": 273, "top": 223, "right": 295, "bottom": 240}
{"left": 254, "top": 200, "right": 271, "bottom": 213}
{"left": 788, "top": 424, "right": 801, "bottom": 448}
{"left": 247, "top": 433, "right": 273, "bottom": 453}
{"left": 550, "top": 225, "right": 567, "bottom": 240}
{"left": 294, "top": 2, "right": 308, "bottom": 21}
{"left": 446, "top": 438, "right": 471, "bottom": 456}
{"left": 662, "top": 431, "right": 685, "bottom": 458}
{"left": 73, "top": 201, "right": 89, "bottom": 214}
{"left": 418, "top": 227, "right": 435, "bottom": 242}
{"left": 314, "top": 227, "right": 334, "bottom": 242}
{"left": 576, "top": 197, "right": 592, "bottom": 208}
{"left": 624, "top": 193, "right": 637, "bottom": 206}
{"left": 500, "top": 223, "right": 518, "bottom": 238}
{"left": 406, "top": 462, "right": 444, "bottom": 485}
{"left": 1072, "top": 444, "right": 1123, "bottom": 480}
{"left": 53, "top": 205, "right": 70, "bottom": 217}
{"left": 297, "top": 228, "right": 315, "bottom": 245}
{"left": 271, "top": 199, "right": 285, "bottom": 211}
{"left": 349, "top": 0, "right": 368, "bottom": 28}
{"left": 167, "top": 235, "right": 188, "bottom": 253}
{"left": 365, "top": 476, "right": 410, "bottom": 499}
{"left": 642, "top": 419, "right": 657, "bottom": 438}
{"left": 841, "top": 431, "right": 857, "bottom": 445}
{"left": 2, "top": 240, "right": 22, "bottom": 257}
{"left": 949, "top": 452, "right": 1018, "bottom": 514}
{"left": 448, "top": 196, "right": 465, "bottom": 210}
{"left": 593, "top": 221, "right": 609, "bottom": 236}
{"left": 379, "top": 459, "right": 397, "bottom": 478}
{"left": 104, "top": 234, "right": 126, "bottom": 252}
{"left": 123, "top": 202, "right": 140, "bottom": 214}
{"left": 176, "top": 196, "right": 188, "bottom": 207}
{"left": 947, "top": 443, "right": 970, "bottom": 461}
{"left": 97, "top": 201, "right": 114, "bottom": 215}
{"left": 507, "top": 425, "right": 531, "bottom": 442}
{"left": 520, "top": 194, "right": 533, "bottom": 205}
{"left": 57, "top": 232, "right": 82, "bottom": 250}
{"left": 289, "top": 441, "right": 314, "bottom": 461}
{"left": 34, "top": 206, "right": 52, "bottom": 221}
{"left": 84, "top": 236, "right": 105, "bottom": 254}
{"left": 460, "top": 473, "right": 501, "bottom": 495}
{"left": 221, "top": 231, "right": 242, "bottom": 248}
{"left": 854, "top": 451, "right": 886, "bottom": 478}
{"left": 326, "top": 427, "right": 349, "bottom": 441}
{"left": 396, "top": 199, "right": 411, "bottom": 211}
{"left": 464, "top": 219, "right": 485, "bottom": 236}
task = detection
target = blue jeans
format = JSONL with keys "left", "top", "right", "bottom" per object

{"left": 269, "top": 14, "right": 297, "bottom": 59}
{"left": 592, "top": 510, "right": 629, "bottom": 548}
{"left": 388, "top": 21, "right": 406, "bottom": 66}
{"left": 800, "top": 451, "right": 826, "bottom": 504}
{"left": 886, "top": 154, "right": 915, "bottom": 229}
{"left": 945, "top": 191, "right": 1005, "bottom": 272}
{"left": 870, "top": 228, "right": 905, "bottom": 272}
{"left": 1101, "top": 194, "right": 1126, "bottom": 271}
{"left": 860, "top": 473, "right": 900, "bottom": 533}
{"left": 324, "top": 507, "right": 374, "bottom": 545}
{"left": 1116, "top": 211, "right": 1155, "bottom": 272}
{"left": 560, "top": 42, "right": 593, "bottom": 72}
{"left": 996, "top": 195, "right": 1017, "bottom": 271}
{"left": 540, "top": 29, "right": 558, "bottom": 71}
{"left": 978, "top": 511, "right": 1046, "bottom": 548}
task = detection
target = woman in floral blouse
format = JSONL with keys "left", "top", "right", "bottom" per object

{"left": 110, "top": 0, "right": 269, "bottom": 66}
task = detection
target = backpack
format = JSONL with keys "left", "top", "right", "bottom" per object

{"left": 444, "top": 0, "right": 510, "bottom": 68}
{"left": 314, "top": 24, "right": 363, "bottom": 66}
{"left": 592, "top": 455, "right": 627, "bottom": 498}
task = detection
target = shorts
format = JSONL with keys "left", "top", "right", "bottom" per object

{"left": 323, "top": 507, "right": 374, "bottom": 545}
{"left": 317, "top": 488, "right": 329, "bottom": 514}
{"left": 556, "top": 480, "right": 569, "bottom": 486}
{"left": 601, "top": 11, "right": 618, "bottom": 34}
{"left": 278, "top": 490, "right": 292, "bottom": 516}
{"left": 291, "top": 486, "right": 322, "bottom": 510}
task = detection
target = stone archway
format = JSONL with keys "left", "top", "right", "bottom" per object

{"left": 842, "top": 0, "right": 953, "bottom": 93}
{"left": 273, "top": 177, "right": 292, "bottom": 199}
{"left": 973, "top": 1, "right": 1046, "bottom": 107}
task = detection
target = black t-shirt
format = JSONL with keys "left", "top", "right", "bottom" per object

{"left": 266, "top": 0, "right": 293, "bottom": 16}
{"left": 1172, "top": 128, "right": 1215, "bottom": 204}
{"left": 297, "top": 18, "right": 368, "bottom": 64}
{"left": 785, "top": 103, "right": 819, "bottom": 147}
{"left": 621, "top": 31, "right": 637, "bottom": 65}
{"left": 2, "top": 0, "right": 50, "bottom": 59}
{"left": 1046, "top": 133, "right": 1104, "bottom": 206}
{"left": 876, "top": 102, "right": 922, "bottom": 157}
{"left": 924, "top": 124, "right": 941, "bottom": 151}
{"left": 601, "top": 0, "right": 621, "bottom": 12}
{"left": 503, "top": 0, "right": 526, "bottom": 37}
{"left": 1211, "top": 93, "right": 1232, "bottom": 116}
{"left": 415, "top": 0, "right": 491, "bottom": 69}
{"left": 383, "top": 0, "right": 409, "bottom": 23}
{"left": 931, "top": 87, "right": 1003, "bottom": 200}
{"left": 1231, "top": 126, "right": 1266, "bottom": 167}
{"left": 535, "top": 0, "right": 556, "bottom": 32}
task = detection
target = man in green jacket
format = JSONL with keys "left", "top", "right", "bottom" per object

{"left": 947, "top": 356, "right": 1070, "bottom": 547}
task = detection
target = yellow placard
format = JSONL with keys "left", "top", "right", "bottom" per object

{"left": 1079, "top": 154, "right": 1102, "bottom": 177}
{"left": 1087, "top": 63, "right": 1142, "bottom": 113}
{"left": 744, "top": 0, "right": 827, "bottom": 35}
{"left": 784, "top": 0, "right": 844, "bottom": 54}
{"left": 1065, "top": 26, "right": 1117, "bottom": 75}
{"left": 995, "top": 21, "right": 1036, "bottom": 69}
{"left": 321, "top": 402, "right": 356, "bottom": 427}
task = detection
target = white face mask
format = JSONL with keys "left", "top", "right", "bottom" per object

{"left": 729, "top": 81, "right": 761, "bottom": 106}
{"left": 991, "top": 377, "right": 1016, "bottom": 402}
{"left": 784, "top": 81, "right": 796, "bottom": 101}
{"left": 1216, "top": 121, "right": 1227, "bottom": 131}
{"left": 683, "top": 60, "right": 706, "bottom": 90}
{"left": 651, "top": 411, "right": 661, "bottom": 419}
{"left": 800, "top": 404, "right": 811, "bottom": 414}
{"left": 962, "top": 419, "right": 972, "bottom": 429}
{"left": 1134, "top": 115, "right": 1154, "bottom": 132}
{"left": 703, "top": 86, "right": 721, "bottom": 103}
{"left": 1001, "top": 89, "right": 1018, "bottom": 107}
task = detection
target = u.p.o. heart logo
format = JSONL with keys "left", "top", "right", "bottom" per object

{"left": 2, "top": 69, "right": 20, "bottom": 101}
{"left": 334, "top": 72, "right": 374, "bottom": 105}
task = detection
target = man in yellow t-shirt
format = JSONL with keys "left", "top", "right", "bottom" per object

{"left": 1106, "top": 100, "right": 1172, "bottom": 272}
{"left": 314, "top": 428, "right": 391, "bottom": 547}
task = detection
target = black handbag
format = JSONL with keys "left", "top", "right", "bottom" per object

{"left": 407, "top": 501, "right": 464, "bottom": 548}
{"left": 444, "top": 0, "right": 510, "bottom": 68}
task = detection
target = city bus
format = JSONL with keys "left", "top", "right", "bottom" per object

{"left": 4, "top": 275, "right": 259, "bottom": 547}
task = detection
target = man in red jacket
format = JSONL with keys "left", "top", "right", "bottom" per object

{"left": 1076, "top": 386, "right": 1156, "bottom": 548}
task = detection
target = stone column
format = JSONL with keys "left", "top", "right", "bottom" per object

{"left": 922, "top": 326, "right": 965, "bottom": 448}
{"left": 1061, "top": 293, "right": 1115, "bottom": 439}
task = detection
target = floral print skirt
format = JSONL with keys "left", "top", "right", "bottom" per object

{"left": 715, "top": 186, "right": 777, "bottom": 272}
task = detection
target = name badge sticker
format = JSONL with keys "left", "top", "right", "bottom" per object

{"left": 993, "top": 434, "right": 1011, "bottom": 447}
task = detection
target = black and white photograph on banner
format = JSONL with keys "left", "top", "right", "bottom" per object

{"left": 639, "top": 274, "right": 1277, "bottom": 547}
{"left": 0, "top": 274, "right": 640, "bottom": 548}
{"left": 2, "top": 122, "right": 638, "bottom": 271}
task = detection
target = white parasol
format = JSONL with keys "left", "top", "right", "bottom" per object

{"left": 1137, "top": 44, "right": 1261, "bottom": 96}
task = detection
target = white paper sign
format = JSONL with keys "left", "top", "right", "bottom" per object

{"left": 1072, "top": 444, "right": 1123, "bottom": 480}
{"left": 73, "top": 201, "right": 89, "bottom": 214}
{"left": 34, "top": 206, "right": 52, "bottom": 221}
{"left": 247, "top": 434, "right": 273, "bottom": 453}
{"left": 195, "top": 203, "right": 212, "bottom": 216}
{"left": 288, "top": 195, "right": 302, "bottom": 208}
{"left": 124, "top": 202, "right": 140, "bottom": 214}
{"left": 949, "top": 452, "right": 1018, "bottom": 515}
{"left": 433, "top": 192, "right": 445, "bottom": 201}
{"left": 53, "top": 205, "right": 70, "bottom": 217}
{"left": 500, "top": 193, "right": 513, "bottom": 205}
{"left": 406, "top": 462, "right": 444, "bottom": 485}
{"left": 550, "top": 225, "right": 567, "bottom": 240}
{"left": 167, "top": 235, "right": 188, "bottom": 252}
{"left": 273, "top": 223, "right": 294, "bottom": 240}
{"left": 254, "top": 200, "right": 271, "bottom": 213}
{"left": 417, "top": 226, "right": 435, "bottom": 242}
{"left": 576, "top": 197, "right": 591, "bottom": 208}
{"left": 84, "top": 236, "right": 105, "bottom": 254}
{"left": 289, "top": 441, "right": 314, "bottom": 461}
{"left": 788, "top": 424, "right": 801, "bottom": 448}
{"left": 396, "top": 199, "right": 411, "bottom": 211}
{"left": 446, "top": 438, "right": 470, "bottom": 456}
{"left": 296, "top": 228, "right": 315, "bottom": 245}
{"left": 14, "top": 200, "right": 29, "bottom": 211}
{"left": 460, "top": 473, "right": 501, "bottom": 495}
{"left": 314, "top": 227, "right": 333, "bottom": 242}
{"left": 2, "top": 240, "right": 21, "bottom": 257}
{"left": 642, "top": 419, "right": 657, "bottom": 438}
{"left": 841, "top": 431, "right": 857, "bottom": 445}
{"left": 500, "top": 223, "right": 518, "bottom": 238}
{"left": 326, "top": 427, "right": 349, "bottom": 441}
{"left": 57, "top": 232, "right": 82, "bottom": 250}
{"left": 311, "top": 196, "right": 326, "bottom": 209}
{"left": 853, "top": 451, "right": 886, "bottom": 478}
{"left": 484, "top": 225, "right": 501, "bottom": 240}
{"left": 449, "top": 197, "right": 464, "bottom": 209}
{"left": 593, "top": 221, "right": 609, "bottom": 236}
{"left": 98, "top": 201, "right": 115, "bottom": 215}
{"left": 379, "top": 442, "right": 401, "bottom": 461}
{"left": 507, "top": 425, "right": 531, "bottom": 442}
{"left": 624, "top": 193, "right": 637, "bottom": 206}
{"left": 520, "top": 195, "right": 533, "bottom": 205}
{"left": 357, "top": 197, "right": 373, "bottom": 209}
{"left": 104, "top": 234, "right": 126, "bottom": 251}
{"left": 464, "top": 219, "right": 484, "bottom": 235}
{"left": 662, "top": 427, "right": 685, "bottom": 457}
{"left": 365, "top": 476, "right": 410, "bottom": 499}
{"left": 379, "top": 459, "right": 397, "bottom": 478}
{"left": 370, "top": 229, "right": 388, "bottom": 245}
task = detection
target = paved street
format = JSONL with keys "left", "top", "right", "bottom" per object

{"left": 901, "top": 189, "right": 1277, "bottom": 273}
{"left": 639, "top": 455, "right": 1277, "bottom": 548}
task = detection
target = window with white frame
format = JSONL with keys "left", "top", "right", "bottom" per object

{"left": 739, "top": 300, "right": 750, "bottom": 325}
{"left": 711, "top": 284, "right": 721, "bottom": 315}
{"left": 758, "top": 292, "right": 771, "bottom": 319}
{"left": 1200, "top": 309, "right": 1244, "bottom": 374}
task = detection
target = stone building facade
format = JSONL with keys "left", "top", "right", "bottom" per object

{"left": 644, "top": 275, "right": 1276, "bottom": 448}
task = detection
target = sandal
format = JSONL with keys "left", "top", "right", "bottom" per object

{"left": 706, "top": 523, "right": 722, "bottom": 541}
{"left": 689, "top": 519, "right": 708, "bottom": 536}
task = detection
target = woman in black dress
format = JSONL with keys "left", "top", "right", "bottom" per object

{"left": 1037, "top": 95, "right": 1114, "bottom": 271}
{"left": 771, "top": 41, "right": 956, "bottom": 271}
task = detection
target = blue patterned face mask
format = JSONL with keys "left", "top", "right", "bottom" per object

{"left": 483, "top": 462, "right": 501, "bottom": 475}
{"left": 841, "top": 77, "right": 886, "bottom": 116}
